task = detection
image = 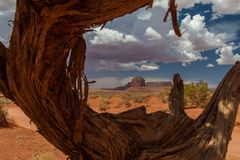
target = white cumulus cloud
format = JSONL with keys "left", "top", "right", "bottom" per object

{"left": 154, "top": 0, "right": 240, "bottom": 15}
{"left": 216, "top": 45, "right": 240, "bottom": 65}
{"left": 137, "top": 10, "right": 153, "bottom": 20}
{"left": 153, "top": 0, "right": 196, "bottom": 9}
{"left": 86, "top": 9, "right": 234, "bottom": 71}
{"left": 92, "top": 60, "right": 160, "bottom": 71}
{"left": 90, "top": 28, "right": 139, "bottom": 45}
{"left": 179, "top": 14, "right": 225, "bottom": 50}
{"left": 167, "top": 14, "right": 227, "bottom": 64}
{"left": 144, "top": 27, "right": 162, "bottom": 40}
{"left": 135, "top": 62, "right": 160, "bottom": 71}
{"left": 206, "top": 63, "right": 214, "bottom": 67}
{"left": 201, "top": 0, "right": 240, "bottom": 15}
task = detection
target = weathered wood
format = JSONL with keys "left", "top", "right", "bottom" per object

{"left": 0, "top": 0, "right": 239, "bottom": 159}
{"left": 169, "top": 73, "right": 186, "bottom": 117}
{"left": 194, "top": 61, "right": 240, "bottom": 160}
{"left": 163, "top": 0, "right": 182, "bottom": 37}
{"left": 0, "top": 42, "right": 11, "bottom": 99}
{"left": 0, "top": 41, "right": 7, "bottom": 83}
{"left": 137, "top": 62, "right": 240, "bottom": 160}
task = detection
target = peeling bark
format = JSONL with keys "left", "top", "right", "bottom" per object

{"left": 169, "top": 73, "right": 186, "bottom": 117}
{"left": 0, "top": 0, "right": 239, "bottom": 160}
{"left": 0, "top": 42, "right": 11, "bottom": 99}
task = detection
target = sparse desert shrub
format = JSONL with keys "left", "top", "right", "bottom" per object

{"left": 106, "top": 96, "right": 112, "bottom": 99}
{"left": 184, "top": 80, "right": 210, "bottom": 108}
{"left": 143, "top": 96, "right": 149, "bottom": 104}
{"left": 133, "top": 96, "right": 143, "bottom": 103}
{"left": 119, "top": 95, "right": 132, "bottom": 105}
{"left": 89, "top": 94, "right": 98, "bottom": 99}
{"left": 157, "top": 88, "right": 171, "bottom": 104}
{"left": 120, "top": 94, "right": 131, "bottom": 101}
{"left": 0, "top": 97, "right": 5, "bottom": 106}
{"left": 120, "top": 98, "right": 131, "bottom": 108}
{"left": 124, "top": 101, "right": 131, "bottom": 108}
{"left": 0, "top": 96, "right": 12, "bottom": 105}
{"left": 100, "top": 95, "right": 112, "bottom": 100}
{"left": 32, "top": 152, "right": 54, "bottom": 160}
{"left": 133, "top": 96, "right": 148, "bottom": 104}
{"left": 0, "top": 102, "right": 9, "bottom": 128}
{"left": 99, "top": 99, "right": 110, "bottom": 111}
{"left": 0, "top": 96, "right": 15, "bottom": 128}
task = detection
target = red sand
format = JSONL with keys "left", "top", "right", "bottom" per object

{"left": 1, "top": 103, "right": 239, "bottom": 160}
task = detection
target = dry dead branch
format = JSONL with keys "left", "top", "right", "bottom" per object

{"left": 163, "top": 0, "right": 182, "bottom": 37}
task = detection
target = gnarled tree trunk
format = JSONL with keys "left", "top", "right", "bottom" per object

{"left": 0, "top": 0, "right": 239, "bottom": 159}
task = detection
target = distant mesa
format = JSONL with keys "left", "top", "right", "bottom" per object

{"left": 113, "top": 76, "right": 172, "bottom": 90}
{"left": 131, "top": 76, "right": 145, "bottom": 87}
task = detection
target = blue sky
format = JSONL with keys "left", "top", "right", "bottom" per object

{"left": 0, "top": 0, "right": 240, "bottom": 88}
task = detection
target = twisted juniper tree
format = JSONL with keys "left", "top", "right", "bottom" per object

{"left": 0, "top": 0, "right": 239, "bottom": 160}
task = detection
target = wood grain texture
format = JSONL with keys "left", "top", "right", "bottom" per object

{"left": 0, "top": 0, "right": 239, "bottom": 159}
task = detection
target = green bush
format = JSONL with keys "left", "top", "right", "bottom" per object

{"left": 184, "top": 80, "right": 210, "bottom": 108}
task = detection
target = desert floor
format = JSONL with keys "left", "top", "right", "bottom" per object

{"left": 0, "top": 89, "right": 239, "bottom": 160}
